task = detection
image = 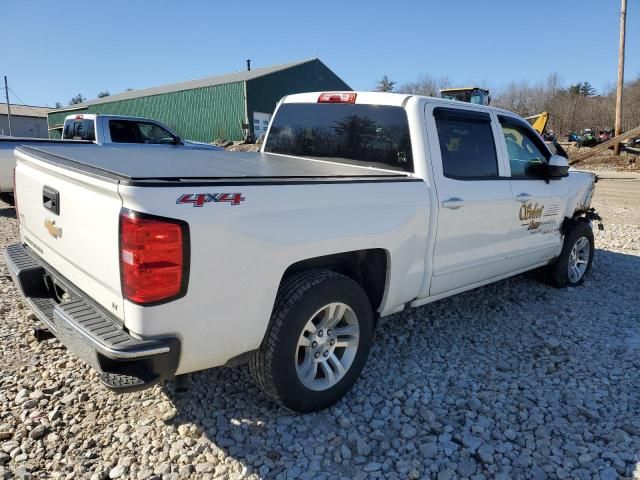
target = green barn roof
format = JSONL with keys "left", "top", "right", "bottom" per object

{"left": 51, "top": 58, "right": 330, "bottom": 113}
{"left": 47, "top": 58, "right": 351, "bottom": 142}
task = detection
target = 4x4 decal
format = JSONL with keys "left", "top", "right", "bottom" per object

{"left": 176, "top": 193, "right": 245, "bottom": 207}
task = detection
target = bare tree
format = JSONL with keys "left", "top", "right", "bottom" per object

{"left": 97, "top": 90, "right": 110, "bottom": 98}
{"left": 390, "top": 71, "right": 637, "bottom": 138}
{"left": 396, "top": 74, "right": 451, "bottom": 97}
{"left": 492, "top": 74, "right": 628, "bottom": 136}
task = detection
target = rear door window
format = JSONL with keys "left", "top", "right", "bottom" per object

{"left": 264, "top": 103, "right": 414, "bottom": 172}
{"left": 434, "top": 108, "right": 498, "bottom": 179}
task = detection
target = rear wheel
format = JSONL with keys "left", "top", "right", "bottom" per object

{"left": 545, "top": 220, "right": 594, "bottom": 287}
{"left": 250, "top": 270, "right": 374, "bottom": 412}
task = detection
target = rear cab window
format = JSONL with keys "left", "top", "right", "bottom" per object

{"left": 63, "top": 118, "right": 95, "bottom": 141}
{"left": 263, "top": 103, "right": 414, "bottom": 172}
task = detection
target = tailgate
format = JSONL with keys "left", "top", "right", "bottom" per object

{"left": 14, "top": 148, "right": 125, "bottom": 321}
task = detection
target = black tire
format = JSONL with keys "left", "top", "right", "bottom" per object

{"left": 545, "top": 220, "right": 594, "bottom": 288}
{"left": 249, "top": 270, "right": 374, "bottom": 412}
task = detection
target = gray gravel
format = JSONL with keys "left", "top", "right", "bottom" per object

{"left": 0, "top": 182, "right": 639, "bottom": 480}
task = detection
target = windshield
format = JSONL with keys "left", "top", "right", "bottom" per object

{"left": 441, "top": 91, "right": 488, "bottom": 105}
{"left": 469, "top": 93, "right": 485, "bottom": 105}
{"left": 264, "top": 103, "right": 413, "bottom": 172}
{"left": 109, "top": 120, "right": 176, "bottom": 144}
{"left": 63, "top": 119, "right": 95, "bottom": 141}
{"left": 441, "top": 93, "right": 461, "bottom": 101}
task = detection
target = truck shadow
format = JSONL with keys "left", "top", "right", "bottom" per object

{"left": 0, "top": 192, "right": 15, "bottom": 209}
{"left": 0, "top": 208, "right": 16, "bottom": 220}
{"left": 0, "top": 194, "right": 16, "bottom": 221}
{"left": 161, "top": 248, "right": 640, "bottom": 478}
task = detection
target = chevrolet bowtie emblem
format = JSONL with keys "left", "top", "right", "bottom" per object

{"left": 44, "top": 219, "right": 62, "bottom": 239}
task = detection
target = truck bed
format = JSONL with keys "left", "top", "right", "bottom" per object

{"left": 17, "top": 144, "right": 415, "bottom": 185}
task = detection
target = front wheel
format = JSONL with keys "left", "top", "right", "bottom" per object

{"left": 546, "top": 220, "right": 595, "bottom": 287}
{"left": 250, "top": 270, "right": 374, "bottom": 412}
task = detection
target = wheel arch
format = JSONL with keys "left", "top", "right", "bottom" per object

{"left": 280, "top": 249, "right": 390, "bottom": 317}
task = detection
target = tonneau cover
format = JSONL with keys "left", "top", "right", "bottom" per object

{"left": 0, "top": 137, "right": 89, "bottom": 144}
{"left": 16, "top": 144, "right": 412, "bottom": 183}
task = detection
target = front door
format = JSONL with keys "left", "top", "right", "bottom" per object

{"left": 428, "top": 106, "right": 515, "bottom": 296}
{"left": 497, "top": 115, "right": 568, "bottom": 268}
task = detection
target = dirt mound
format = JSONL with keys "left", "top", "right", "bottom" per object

{"left": 564, "top": 143, "right": 639, "bottom": 172}
{"left": 225, "top": 142, "right": 261, "bottom": 152}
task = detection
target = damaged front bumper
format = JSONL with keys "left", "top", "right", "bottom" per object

{"left": 3, "top": 243, "right": 180, "bottom": 393}
{"left": 585, "top": 208, "right": 605, "bottom": 231}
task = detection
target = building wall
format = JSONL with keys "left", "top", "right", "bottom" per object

{"left": 246, "top": 60, "right": 351, "bottom": 137}
{"left": 0, "top": 115, "right": 48, "bottom": 138}
{"left": 48, "top": 81, "right": 246, "bottom": 142}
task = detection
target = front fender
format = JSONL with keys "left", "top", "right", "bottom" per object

{"left": 564, "top": 169, "right": 597, "bottom": 218}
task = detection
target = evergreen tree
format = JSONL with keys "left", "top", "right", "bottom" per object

{"left": 375, "top": 75, "right": 396, "bottom": 92}
{"left": 69, "top": 93, "right": 86, "bottom": 105}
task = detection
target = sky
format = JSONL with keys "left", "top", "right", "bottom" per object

{"left": 2, "top": 0, "right": 639, "bottom": 107}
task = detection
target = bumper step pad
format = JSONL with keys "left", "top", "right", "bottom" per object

{"left": 101, "top": 370, "right": 159, "bottom": 391}
{"left": 3, "top": 243, "right": 180, "bottom": 394}
{"left": 55, "top": 298, "right": 168, "bottom": 356}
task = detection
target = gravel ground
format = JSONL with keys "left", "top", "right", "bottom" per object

{"left": 0, "top": 178, "right": 639, "bottom": 480}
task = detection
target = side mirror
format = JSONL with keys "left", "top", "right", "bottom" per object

{"left": 173, "top": 135, "right": 183, "bottom": 145}
{"left": 524, "top": 160, "right": 547, "bottom": 177}
{"left": 547, "top": 155, "right": 569, "bottom": 178}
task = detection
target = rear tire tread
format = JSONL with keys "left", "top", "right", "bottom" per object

{"left": 249, "top": 270, "right": 343, "bottom": 408}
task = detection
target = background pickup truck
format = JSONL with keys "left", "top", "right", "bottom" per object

{"left": 4, "top": 91, "right": 599, "bottom": 413}
{"left": 0, "top": 114, "right": 221, "bottom": 193}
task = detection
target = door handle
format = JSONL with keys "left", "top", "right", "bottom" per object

{"left": 43, "top": 186, "right": 60, "bottom": 215}
{"left": 516, "top": 193, "right": 532, "bottom": 202}
{"left": 442, "top": 197, "right": 464, "bottom": 209}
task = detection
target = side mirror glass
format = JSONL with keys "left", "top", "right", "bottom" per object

{"left": 548, "top": 155, "right": 569, "bottom": 178}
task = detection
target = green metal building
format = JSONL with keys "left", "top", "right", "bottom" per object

{"left": 47, "top": 59, "right": 350, "bottom": 142}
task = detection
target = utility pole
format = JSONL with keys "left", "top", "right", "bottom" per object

{"left": 614, "top": 0, "right": 627, "bottom": 155}
{"left": 4, "top": 76, "right": 12, "bottom": 136}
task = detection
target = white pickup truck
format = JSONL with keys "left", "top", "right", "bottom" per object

{"left": 4, "top": 92, "right": 600, "bottom": 412}
{"left": 0, "top": 114, "right": 221, "bottom": 193}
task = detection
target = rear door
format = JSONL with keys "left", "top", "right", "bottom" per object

{"left": 427, "top": 105, "right": 515, "bottom": 296}
{"left": 497, "top": 115, "right": 568, "bottom": 267}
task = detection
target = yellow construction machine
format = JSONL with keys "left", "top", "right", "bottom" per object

{"left": 525, "top": 112, "right": 549, "bottom": 135}
{"left": 440, "top": 87, "right": 491, "bottom": 106}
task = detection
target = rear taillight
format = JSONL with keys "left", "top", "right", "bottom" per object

{"left": 317, "top": 92, "right": 357, "bottom": 104}
{"left": 119, "top": 210, "right": 189, "bottom": 304}
{"left": 13, "top": 168, "right": 19, "bottom": 220}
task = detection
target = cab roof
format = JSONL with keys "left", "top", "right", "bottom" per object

{"left": 440, "top": 87, "right": 490, "bottom": 93}
{"left": 279, "top": 91, "right": 520, "bottom": 119}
